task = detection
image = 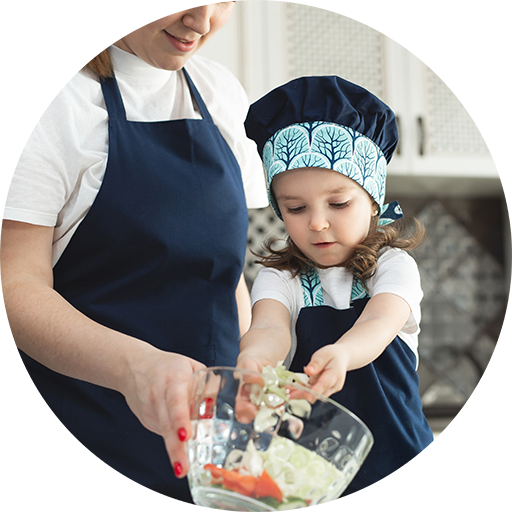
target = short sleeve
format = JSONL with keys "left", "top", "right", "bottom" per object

{"left": 4, "top": 69, "right": 107, "bottom": 229}
{"left": 368, "top": 248, "right": 423, "bottom": 334}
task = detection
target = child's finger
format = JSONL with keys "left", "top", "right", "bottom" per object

{"left": 304, "top": 348, "right": 334, "bottom": 376}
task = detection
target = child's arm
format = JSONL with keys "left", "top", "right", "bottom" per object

{"left": 237, "top": 298, "right": 292, "bottom": 373}
{"left": 305, "top": 293, "right": 411, "bottom": 397}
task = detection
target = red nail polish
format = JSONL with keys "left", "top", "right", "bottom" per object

{"left": 178, "top": 428, "right": 187, "bottom": 441}
{"left": 174, "top": 462, "right": 183, "bottom": 477}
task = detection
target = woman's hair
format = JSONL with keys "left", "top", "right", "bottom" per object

{"left": 85, "top": 0, "right": 114, "bottom": 78}
{"left": 255, "top": 202, "right": 426, "bottom": 288}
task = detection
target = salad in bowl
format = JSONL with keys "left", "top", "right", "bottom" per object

{"left": 187, "top": 365, "right": 373, "bottom": 510}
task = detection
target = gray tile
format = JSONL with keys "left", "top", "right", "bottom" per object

{"left": 446, "top": 356, "right": 483, "bottom": 399}
{"left": 245, "top": 207, "right": 287, "bottom": 287}
{"left": 439, "top": 246, "right": 505, "bottom": 325}
{"left": 421, "top": 379, "right": 467, "bottom": 407}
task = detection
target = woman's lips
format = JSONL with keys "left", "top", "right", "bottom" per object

{"left": 164, "top": 31, "right": 198, "bottom": 52}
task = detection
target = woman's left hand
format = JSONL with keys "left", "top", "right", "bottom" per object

{"left": 117, "top": 344, "right": 206, "bottom": 479}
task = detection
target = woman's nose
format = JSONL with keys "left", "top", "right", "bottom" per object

{"left": 181, "top": 5, "right": 214, "bottom": 35}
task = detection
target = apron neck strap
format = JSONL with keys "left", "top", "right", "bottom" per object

{"left": 300, "top": 266, "right": 369, "bottom": 307}
{"left": 99, "top": 68, "right": 213, "bottom": 123}
{"left": 181, "top": 68, "right": 213, "bottom": 123}
{"left": 100, "top": 73, "right": 127, "bottom": 121}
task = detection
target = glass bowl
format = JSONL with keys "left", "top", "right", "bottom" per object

{"left": 186, "top": 367, "right": 373, "bottom": 510}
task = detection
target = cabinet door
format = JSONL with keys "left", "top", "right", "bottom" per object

{"left": 402, "top": 0, "right": 512, "bottom": 178}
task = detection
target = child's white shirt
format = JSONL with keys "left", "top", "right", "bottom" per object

{"left": 4, "top": 46, "right": 267, "bottom": 267}
{"left": 250, "top": 247, "right": 423, "bottom": 368}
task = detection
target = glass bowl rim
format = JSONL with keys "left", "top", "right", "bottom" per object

{"left": 191, "top": 365, "right": 374, "bottom": 443}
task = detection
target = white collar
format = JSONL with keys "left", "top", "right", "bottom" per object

{"left": 109, "top": 45, "right": 176, "bottom": 84}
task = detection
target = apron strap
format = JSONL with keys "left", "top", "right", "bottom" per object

{"left": 300, "top": 266, "right": 370, "bottom": 307}
{"left": 181, "top": 68, "right": 213, "bottom": 123}
{"left": 100, "top": 74, "right": 128, "bottom": 121}
{"left": 300, "top": 266, "right": 324, "bottom": 307}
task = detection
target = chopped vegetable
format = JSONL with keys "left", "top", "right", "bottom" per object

{"left": 202, "top": 464, "right": 282, "bottom": 501}
{"left": 195, "top": 364, "right": 347, "bottom": 508}
{"left": 254, "top": 469, "right": 283, "bottom": 502}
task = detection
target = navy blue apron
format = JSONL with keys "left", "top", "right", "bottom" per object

{"left": 289, "top": 267, "right": 433, "bottom": 495}
{"left": 19, "top": 69, "right": 248, "bottom": 501}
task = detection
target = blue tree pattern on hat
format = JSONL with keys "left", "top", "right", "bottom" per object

{"left": 263, "top": 122, "right": 398, "bottom": 223}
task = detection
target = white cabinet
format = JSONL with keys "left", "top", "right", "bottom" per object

{"left": 198, "top": 1, "right": 499, "bottom": 182}
{"left": 386, "top": 0, "right": 512, "bottom": 179}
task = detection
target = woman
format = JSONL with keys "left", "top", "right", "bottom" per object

{"left": 1, "top": 3, "right": 267, "bottom": 502}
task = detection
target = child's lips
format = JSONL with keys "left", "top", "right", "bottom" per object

{"left": 313, "top": 241, "right": 336, "bottom": 249}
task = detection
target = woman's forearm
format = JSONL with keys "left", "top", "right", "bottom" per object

{"left": 236, "top": 273, "right": 251, "bottom": 337}
{"left": 3, "top": 266, "right": 153, "bottom": 393}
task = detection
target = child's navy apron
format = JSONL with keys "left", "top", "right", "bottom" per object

{"left": 19, "top": 69, "right": 248, "bottom": 501}
{"left": 289, "top": 267, "right": 433, "bottom": 495}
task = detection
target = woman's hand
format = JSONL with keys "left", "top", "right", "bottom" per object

{"left": 118, "top": 345, "right": 205, "bottom": 478}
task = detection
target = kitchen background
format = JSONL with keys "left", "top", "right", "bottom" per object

{"left": 194, "top": 0, "right": 512, "bottom": 512}
{"left": 198, "top": 1, "right": 510, "bottom": 437}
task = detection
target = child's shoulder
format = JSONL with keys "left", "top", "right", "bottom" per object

{"left": 377, "top": 246, "right": 418, "bottom": 266}
{"left": 255, "top": 266, "right": 297, "bottom": 284}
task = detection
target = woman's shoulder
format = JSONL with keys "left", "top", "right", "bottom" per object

{"left": 38, "top": 67, "right": 105, "bottom": 134}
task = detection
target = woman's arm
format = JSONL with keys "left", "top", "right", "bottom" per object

{"left": 236, "top": 273, "right": 251, "bottom": 337}
{"left": 1, "top": 219, "right": 199, "bottom": 477}
{"left": 237, "top": 298, "right": 292, "bottom": 373}
{"left": 304, "top": 292, "right": 411, "bottom": 397}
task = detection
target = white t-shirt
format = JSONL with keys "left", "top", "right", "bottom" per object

{"left": 251, "top": 247, "right": 423, "bottom": 367}
{"left": 4, "top": 46, "right": 268, "bottom": 266}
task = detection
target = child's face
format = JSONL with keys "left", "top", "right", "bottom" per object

{"left": 113, "top": 3, "right": 234, "bottom": 71}
{"left": 273, "top": 168, "right": 377, "bottom": 267}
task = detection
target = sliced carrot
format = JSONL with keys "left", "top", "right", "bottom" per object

{"left": 222, "top": 470, "right": 258, "bottom": 497}
{"left": 204, "top": 464, "right": 225, "bottom": 483}
{"left": 254, "top": 469, "right": 283, "bottom": 502}
{"left": 235, "top": 475, "right": 259, "bottom": 497}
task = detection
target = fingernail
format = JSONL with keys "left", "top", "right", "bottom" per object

{"left": 174, "top": 462, "right": 183, "bottom": 477}
{"left": 178, "top": 427, "right": 187, "bottom": 441}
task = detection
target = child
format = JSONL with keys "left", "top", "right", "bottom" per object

{"left": 238, "top": 76, "right": 433, "bottom": 494}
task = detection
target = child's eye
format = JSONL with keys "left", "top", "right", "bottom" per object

{"left": 331, "top": 201, "right": 349, "bottom": 209}
{"left": 286, "top": 206, "right": 305, "bottom": 214}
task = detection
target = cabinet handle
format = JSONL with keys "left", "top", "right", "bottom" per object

{"left": 417, "top": 116, "right": 425, "bottom": 156}
{"left": 395, "top": 115, "right": 401, "bottom": 156}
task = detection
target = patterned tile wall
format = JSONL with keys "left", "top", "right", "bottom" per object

{"left": 244, "top": 197, "right": 509, "bottom": 419}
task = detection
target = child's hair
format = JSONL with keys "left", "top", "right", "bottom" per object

{"left": 85, "top": 0, "right": 114, "bottom": 78}
{"left": 255, "top": 201, "right": 426, "bottom": 287}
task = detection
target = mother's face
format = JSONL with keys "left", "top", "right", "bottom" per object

{"left": 114, "top": 3, "right": 235, "bottom": 70}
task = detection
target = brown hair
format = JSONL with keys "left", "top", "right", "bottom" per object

{"left": 85, "top": 0, "right": 114, "bottom": 78}
{"left": 254, "top": 205, "right": 426, "bottom": 289}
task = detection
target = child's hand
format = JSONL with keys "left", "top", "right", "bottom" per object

{"left": 236, "top": 354, "right": 264, "bottom": 374}
{"left": 304, "top": 344, "right": 349, "bottom": 398}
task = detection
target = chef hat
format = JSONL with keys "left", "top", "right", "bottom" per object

{"left": 245, "top": 75, "right": 403, "bottom": 225}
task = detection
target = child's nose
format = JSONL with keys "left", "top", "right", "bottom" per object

{"left": 309, "top": 212, "right": 329, "bottom": 231}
